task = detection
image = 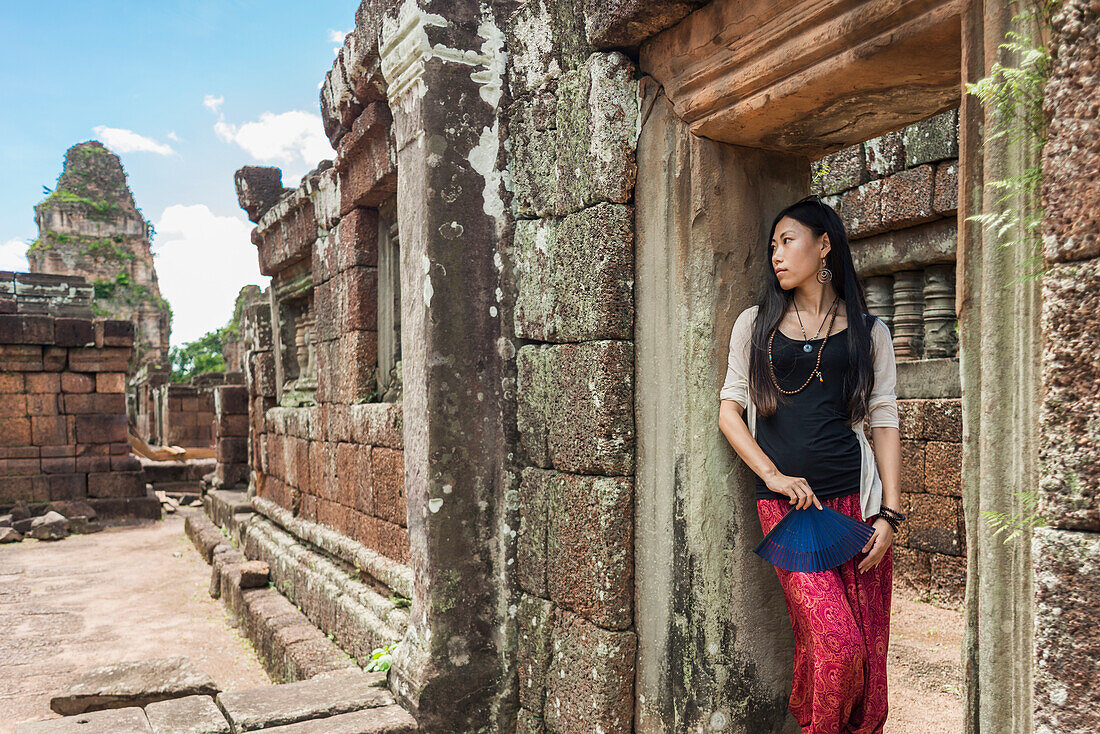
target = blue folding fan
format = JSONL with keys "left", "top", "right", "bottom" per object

{"left": 753, "top": 505, "right": 876, "bottom": 572}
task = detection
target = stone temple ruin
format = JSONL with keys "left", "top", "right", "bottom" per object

{"left": 29, "top": 140, "right": 172, "bottom": 368}
{"left": 4, "top": 1, "right": 1099, "bottom": 733}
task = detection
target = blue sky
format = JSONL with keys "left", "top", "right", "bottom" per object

{"left": 0, "top": 1, "right": 359, "bottom": 344}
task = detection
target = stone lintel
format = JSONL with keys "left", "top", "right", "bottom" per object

{"left": 639, "top": 0, "right": 961, "bottom": 155}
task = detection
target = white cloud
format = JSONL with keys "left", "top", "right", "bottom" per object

{"left": 152, "top": 204, "right": 267, "bottom": 346}
{"left": 213, "top": 110, "right": 332, "bottom": 183}
{"left": 329, "top": 28, "right": 349, "bottom": 55}
{"left": 166, "top": 131, "right": 181, "bottom": 142}
{"left": 91, "top": 126, "right": 175, "bottom": 156}
{"left": 203, "top": 94, "right": 224, "bottom": 113}
{"left": 0, "top": 238, "right": 30, "bottom": 272}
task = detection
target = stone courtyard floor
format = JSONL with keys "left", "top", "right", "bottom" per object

{"left": 0, "top": 514, "right": 964, "bottom": 733}
{"left": 0, "top": 514, "right": 269, "bottom": 732}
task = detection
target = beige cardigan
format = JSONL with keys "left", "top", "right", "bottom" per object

{"left": 720, "top": 304, "right": 900, "bottom": 520}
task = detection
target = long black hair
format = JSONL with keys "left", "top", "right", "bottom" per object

{"left": 748, "top": 195, "right": 877, "bottom": 426}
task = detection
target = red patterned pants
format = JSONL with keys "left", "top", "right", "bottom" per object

{"left": 756, "top": 492, "right": 893, "bottom": 734}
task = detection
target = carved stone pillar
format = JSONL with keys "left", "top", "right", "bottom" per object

{"left": 863, "top": 275, "right": 894, "bottom": 332}
{"left": 891, "top": 269, "right": 924, "bottom": 359}
{"left": 923, "top": 263, "right": 957, "bottom": 358}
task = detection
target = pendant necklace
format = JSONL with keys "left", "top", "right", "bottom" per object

{"left": 767, "top": 295, "right": 840, "bottom": 393}
{"left": 794, "top": 295, "right": 839, "bottom": 352}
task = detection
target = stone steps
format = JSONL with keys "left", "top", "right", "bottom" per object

{"left": 16, "top": 671, "right": 417, "bottom": 733}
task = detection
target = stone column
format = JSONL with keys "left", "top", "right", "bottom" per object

{"left": 958, "top": 1, "right": 1042, "bottom": 731}
{"left": 634, "top": 79, "right": 806, "bottom": 733}
{"left": 379, "top": 2, "right": 510, "bottom": 731}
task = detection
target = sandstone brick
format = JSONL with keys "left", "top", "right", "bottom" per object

{"left": 32, "top": 416, "right": 68, "bottom": 446}
{"left": 336, "top": 103, "right": 397, "bottom": 215}
{"left": 338, "top": 266, "right": 378, "bottom": 332}
{"left": 1, "top": 475, "right": 48, "bottom": 504}
{"left": 54, "top": 318, "right": 94, "bottom": 347}
{"left": 26, "top": 393, "right": 59, "bottom": 416}
{"left": 880, "top": 164, "right": 937, "bottom": 229}
{"left": 0, "top": 373, "right": 23, "bottom": 393}
{"left": 925, "top": 441, "right": 962, "bottom": 496}
{"left": 517, "top": 341, "right": 635, "bottom": 475}
{"left": 0, "top": 417, "right": 32, "bottom": 446}
{"left": 812, "top": 144, "right": 869, "bottom": 195}
{"left": 0, "top": 457, "right": 39, "bottom": 476}
{"left": 518, "top": 467, "right": 550, "bottom": 597}
{"left": 20, "top": 315, "right": 54, "bottom": 344}
{"left": 94, "top": 319, "right": 135, "bottom": 347}
{"left": 47, "top": 473, "right": 86, "bottom": 501}
{"left": 336, "top": 207, "right": 378, "bottom": 271}
{"left": 834, "top": 179, "right": 884, "bottom": 238}
{"left": 43, "top": 346, "right": 67, "bottom": 371}
{"left": 516, "top": 593, "right": 556, "bottom": 714}
{"left": 514, "top": 203, "right": 634, "bottom": 342}
{"left": 41, "top": 455, "right": 76, "bottom": 474}
{"left": 893, "top": 546, "right": 932, "bottom": 590}
{"left": 335, "top": 330, "right": 376, "bottom": 404}
{"left": 929, "top": 553, "right": 965, "bottom": 604}
{"left": 75, "top": 414, "right": 127, "bottom": 444}
{"left": 863, "top": 129, "right": 906, "bottom": 178}
{"left": 902, "top": 492, "right": 964, "bottom": 556}
{"left": 900, "top": 440, "right": 925, "bottom": 491}
{"left": 0, "top": 394, "right": 26, "bottom": 417}
{"left": 88, "top": 471, "right": 146, "bottom": 499}
{"left": 546, "top": 471, "right": 633, "bottom": 629}
{"left": 96, "top": 372, "right": 126, "bottom": 393}
{"left": 0, "top": 344, "right": 43, "bottom": 370}
{"left": 370, "top": 446, "right": 403, "bottom": 525}
{"left": 68, "top": 347, "right": 130, "bottom": 373}
{"left": 544, "top": 608, "right": 635, "bottom": 734}
{"left": 903, "top": 108, "right": 959, "bottom": 166}
{"left": 25, "top": 372, "right": 60, "bottom": 393}
{"left": 217, "top": 437, "right": 248, "bottom": 464}
{"left": 62, "top": 393, "right": 125, "bottom": 415}
{"left": 61, "top": 372, "right": 96, "bottom": 393}
{"left": 932, "top": 160, "right": 958, "bottom": 214}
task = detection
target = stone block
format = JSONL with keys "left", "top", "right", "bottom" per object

{"left": 834, "top": 179, "right": 884, "bottom": 239}
{"left": 506, "top": 0, "right": 591, "bottom": 98}
{"left": 924, "top": 441, "right": 961, "bottom": 496}
{"left": 26, "top": 393, "right": 59, "bottom": 416}
{"left": 929, "top": 552, "right": 965, "bottom": 604}
{"left": 0, "top": 417, "right": 32, "bottom": 446}
{"left": 235, "top": 166, "right": 290, "bottom": 224}
{"left": 335, "top": 207, "right": 378, "bottom": 272}
{"left": 75, "top": 415, "right": 127, "bottom": 444}
{"left": 903, "top": 108, "right": 959, "bottom": 166}
{"left": 370, "top": 446, "right": 403, "bottom": 525}
{"left": 20, "top": 315, "right": 55, "bottom": 344}
{"left": 901, "top": 492, "right": 964, "bottom": 556}
{"left": 217, "top": 413, "right": 250, "bottom": 437}
{"left": 932, "top": 160, "right": 958, "bottom": 214}
{"left": 144, "top": 694, "right": 229, "bottom": 734}
{"left": 43, "top": 346, "right": 67, "bottom": 371}
{"left": 893, "top": 546, "right": 932, "bottom": 591}
{"left": 54, "top": 318, "right": 95, "bottom": 347}
{"left": 94, "top": 319, "right": 135, "bottom": 347}
{"left": 544, "top": 608, "right": 635, "bottom": 734}
{"left": 517, "top": 341, "right": 635, "bottom": 475}
{"left": 337, "top": 265, "right": 378, "bottom": 332}
{"left": 42, "top": 456, "right": 76, "bottom": 474}
{"left": 29, "top": 510, "right": 69, "bottom": 540}
{"left": 336, "top": 330, "right": 377, "bottom": 404}
{"left": 516, "top": 592, "right": 556, "bottom": 713}
{"left": 811, "top": 144, "right": 869, "bottom": 195}
{"left": 1033, "top": 526, "right": 1100, "bottom": 734}
{"left": 900, "top": 440, "right": 925, "bottom": 491}
{"left": 96, "top": 372, "right": 126, "bottom": 393}
{"left": 216, "top": 437, "right": 248, "bottom": 465}
{"left": 0, "top": 394, "right": 25, "bottom": 418}
{"left": 336, "top": 103, "right": 397, "bottom": 215}
{"left": 509, "top": 90, "right": 559, "bottom": 218}
{"left": 215, "top": 669, "right": 392, "bottom": 731}
{"left": 238, "top": 561, "right": 270, "bottom": 589}
{"left": 862, "top": 129, "right": 906, "bottom": 178}
{"left": 62, "top": 393, "right": 125, "bottom": 415}
{"left": 61, "top": 372, "right": 95, "bottom": 393}
{"left": 47, "top": 474, "right": 86, "bottom": 501}
{"left": 49, "top": 657, "right": 219, "bottom": 715}
{"left": 0, "top": 456, "right": 39, "bottom": 476}
{"left": 26, "top": 372, "right": 61, "bottom": 393}
{"left": 0, "top": 372, "right": 23, "bottom": 392}
{"left": 880, "top": 164, "right": 937, "bottom": 229}
{"left": 513, "top": 203, "right": 634, "bottom": 342}
{"left": 253, "top": 707, "right": 416, "bottom": 733}
{"left": 214, "top": 385, "right": 249, "bottom": 415}
{"left": 553, "top": 53, "right": 638, "bottom": 216}
{"left": 14, "top": 707, "right": 152, "bottom": 734}
{"left": 68, "top": 347, "right": 129, "bottom": 373}
{"left": 87, "top": 471, "right": 146, "bottom": 499}
{"left": 0, "top": 343, "right": 43, "bottom": 370}
{"left": 1039, "top": 257, "right": 1100, "bottom": 530}
{"left": 545, "top": 471, "right": 633, "bottom": 628}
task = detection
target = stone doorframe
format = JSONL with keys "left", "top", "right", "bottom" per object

{"left": 634, "top": 0, "right": 1038, "bottom": 732}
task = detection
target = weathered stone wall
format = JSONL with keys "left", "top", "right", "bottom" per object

{"left": 28, "top": 141, "right": 171, "bottom": 367}
{"left": 812, "top": 108, "right": 965, "bottom": 603}
{"left": 505, "top": 4, "right": 640, "bottom": 731}
{"left": 1034, "top": 2, "right": 1100, "bottom": 731}
{"left": 0, "top": 273, "right": 156, "bottom": 518}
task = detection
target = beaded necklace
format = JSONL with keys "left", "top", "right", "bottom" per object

{"left": 767, "top": 297, "right": 841, "bottom": 394}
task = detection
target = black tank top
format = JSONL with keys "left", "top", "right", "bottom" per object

{"left": 754, "top": 322, "right": 862, "bottom": 501}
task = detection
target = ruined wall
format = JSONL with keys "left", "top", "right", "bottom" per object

{"left": 1034, "top": 2, "right": 1100, "bottom": 730}
{"left": 28, "top": 141, "right": 171, "bottom": 367}
{"left": 811, "top": 108, "right": 965, "bottom": 603}
{"left": 0, "top": 271, "right": 157, "bottom": 518}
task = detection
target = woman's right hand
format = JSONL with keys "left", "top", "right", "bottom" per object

{"left": 763, "top": 471, "right": 822, "bottom": 510}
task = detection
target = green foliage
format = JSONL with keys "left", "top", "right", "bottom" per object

{"left": 362, "top": 642, "right": 399, "bottom": 672}
{"left": 962, "top": 0, "right": 1060, "bottom": 286}
{"left": 388, "top": 592, "right": 411, "bottom": 608}
{"left": 170, "top": 328, "right": 227, "bottom": 382}
{"left": 980, "top": 489, "right": 1050, "bottom": 543}
{"left": 39, "top": 188, "right": 119, "bottom": 220}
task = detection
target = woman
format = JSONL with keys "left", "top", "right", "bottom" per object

{"left": 717, "top": 194, "right": 907, "bottom": 734}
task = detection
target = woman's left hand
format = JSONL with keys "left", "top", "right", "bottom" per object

{"left": 858, "top": 517, "right": 895, "bottom": 573}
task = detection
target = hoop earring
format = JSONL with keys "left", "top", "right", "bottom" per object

{"left": 816, "top": 257, "right": 832, "bottom": 284}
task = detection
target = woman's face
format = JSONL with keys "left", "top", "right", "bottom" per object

{"left": 770, "top": 215, "right": 828, "bottom": 290}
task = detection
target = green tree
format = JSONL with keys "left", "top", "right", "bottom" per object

{"left": 169, "top": 328, "right": 227, "bottom": 382}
